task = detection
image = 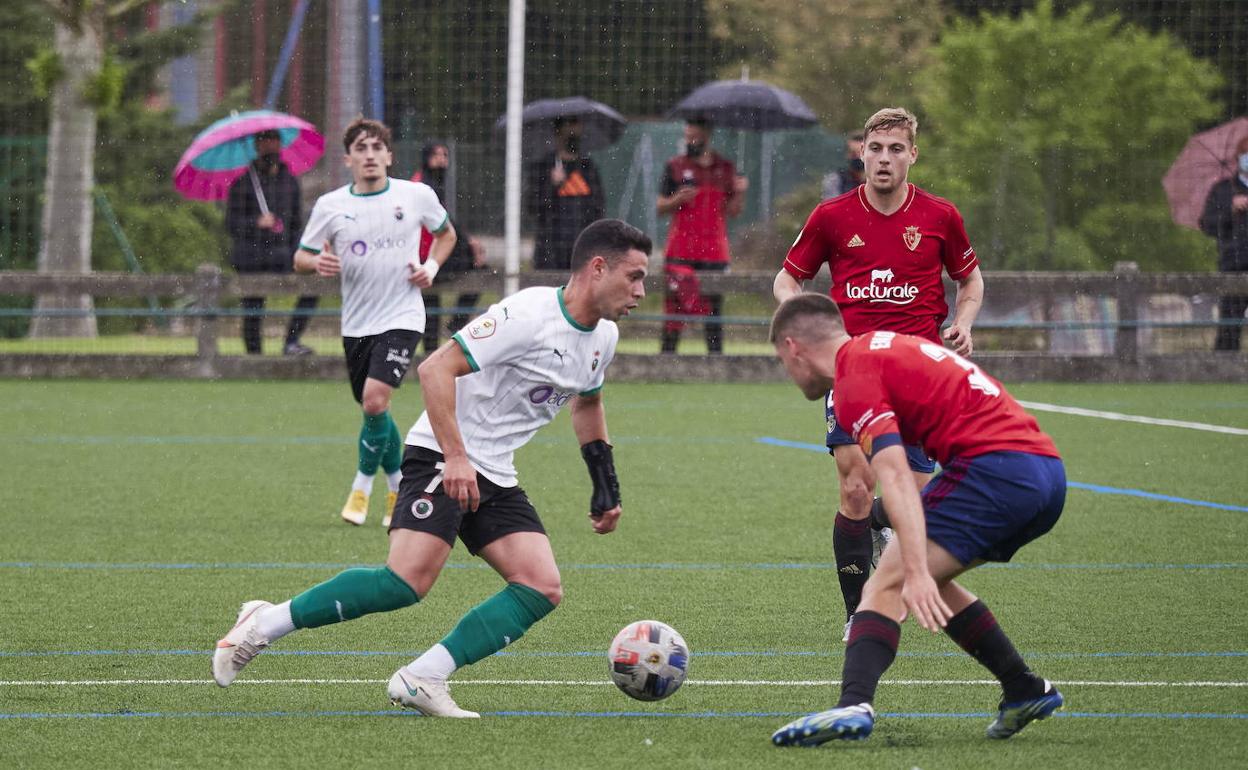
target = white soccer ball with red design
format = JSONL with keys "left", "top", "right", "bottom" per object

{"left": 608, "top": 620, "right": 689, "bottom": 701}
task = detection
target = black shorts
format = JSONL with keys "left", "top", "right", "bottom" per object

{"left": 342, "top": 329, "right": 422, "bottom": 403}
{"left": 389, "top": 446, "right": 546, "bottom": 555}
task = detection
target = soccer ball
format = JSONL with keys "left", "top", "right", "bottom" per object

{"left": 608, "top": 620, "right": 689, "bottom": 701}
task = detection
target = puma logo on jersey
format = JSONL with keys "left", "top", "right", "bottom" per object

{"left": 552, "top": 348, "right": 566, "bottom": 363}
{"left": 847, "top": 234, "right": 865, "bottom": 248}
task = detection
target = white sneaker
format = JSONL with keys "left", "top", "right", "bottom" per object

{"left": 871, "top": 526, "right": 894, "bottom": 569}
{"left": 212, "top": 600, "right": 272, "bottom": 687}
{"left": 387, "top": 669, "right": 480, "bottom": 718}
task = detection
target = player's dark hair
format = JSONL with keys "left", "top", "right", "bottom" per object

{"left": 686, "top": 116, "right": 713, "bottom": 131}
{"left": 769, "top": 294, "right": 845, "bottom": 344}
{"left": 343, "top": 117, "right": 393, "bottom": 153}
{"left": 253, "top": 129, "right": 281, "bottom": 143}
{"left": 570, "top": 219, "right": 652, "bottom": 272}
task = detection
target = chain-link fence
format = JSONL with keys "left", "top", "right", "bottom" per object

{"left": 2, "top": 1, "right": 1247, "bottom": 360}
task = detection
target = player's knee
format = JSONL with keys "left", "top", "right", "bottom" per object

{"left": 839, "top": 481, "right": 873, "bottom": 519}
{"left": 361, "top": 395, "right": 390, "bottom": 416}
{"left": 521, "top": 578, "right": 562, "bottom": 607}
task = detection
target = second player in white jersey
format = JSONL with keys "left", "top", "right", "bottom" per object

{"left": 299, "top": 177, "right": 448, "bottom": 337}
{"left": 407, "top": 286, "right": 618, "bottom": 487}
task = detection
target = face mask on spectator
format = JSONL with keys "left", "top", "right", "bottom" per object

{"left": 565, "top": 135, "right": 580, "bottom": 155}
{"left": 686, "top": 141, "right": 705, "bottom": 158}
{"left": 1239, "top": 153, "right": 1248, "bottom": 174}
{"left": 260, "top": 152, "right": 281, "bottom": 170}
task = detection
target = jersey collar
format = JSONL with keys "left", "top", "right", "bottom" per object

{"left": 557, "top": 286, "right": 596, "bottom": 332}
{"left": 349, "top": 179, "right": 391, "bottom": 197}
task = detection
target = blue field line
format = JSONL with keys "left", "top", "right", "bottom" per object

{"left": 756, "top": 437, "right": 1248, "bottom": 512}
{"left": 1, "top": 708, "right": 1244, "bottom": 721}
{"left": 2, "top": 649, "right": 1244, "bottom": 660}
{"left": 3, "top": 559, "right": 1246, "bottom": 573}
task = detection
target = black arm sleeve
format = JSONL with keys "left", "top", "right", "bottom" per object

{"left": 580, "top": 439, "right": 620, "bottom": 517}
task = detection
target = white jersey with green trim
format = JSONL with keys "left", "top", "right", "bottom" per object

{"left": 406, "top": 286, "right": 618, "bottom": 487}
{"left": 298, "top": 178, "right": 447, "bottom": 337}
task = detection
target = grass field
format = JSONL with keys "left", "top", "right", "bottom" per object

{"left": 1, "top": 379, "right": 1246, "bottom": 768}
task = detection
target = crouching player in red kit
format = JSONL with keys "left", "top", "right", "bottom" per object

{"left": 768, "top": 294, "right": 1066, "bottom": 747}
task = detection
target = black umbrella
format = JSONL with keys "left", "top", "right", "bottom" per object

{"left": 667, "top": 79, "right": 817, "bottom": 131}
{"left": 495, "top": 96, "right": 627, "bottom": 155}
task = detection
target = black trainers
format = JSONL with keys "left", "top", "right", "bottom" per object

{"left": 283, "top": 342, "right": 314, "bottom": 356}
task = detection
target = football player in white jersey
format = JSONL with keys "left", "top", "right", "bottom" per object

{"left": 293, "top": 118, "right": 457, "bottom": 527}
{"left": 214, "top": 219, "right": 651, "bottom": 717}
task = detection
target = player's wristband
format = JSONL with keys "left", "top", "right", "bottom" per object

{"left": 420, "top": 258, "right": 440, "bottom": 281}
{"left": 580, "top": 439, "right": 620, "bottom": 518}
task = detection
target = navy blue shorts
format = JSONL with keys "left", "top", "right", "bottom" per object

{"left": 921, "top": 451, "right": 1066, "bottom": 565}
{"left": 825, "top": 390, "right": 936, "bottom": 474}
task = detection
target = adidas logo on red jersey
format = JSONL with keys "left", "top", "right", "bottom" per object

{"left": 847, "top": 234, "right": 865, "bottom": 248}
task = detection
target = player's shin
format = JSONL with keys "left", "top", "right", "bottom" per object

{"left": 438, "top": 582, "right": 556, "bottom": 668}
{"left": 289, "top": 566, "right": 419, "bottom": 629}
{"left": 381, "top": 413, "right": 403, "bottom": 477}
{"left": 837, "top": 610, "right": 901, "bottom": 708}
{"left": 944, "top": 599, "right": 1045, "bottom": 701}
{"left": 358, "top": 411, "right": 392, "bottom": 475}
{"left": 834, "top": 513, "right": 873, "bottom": 618}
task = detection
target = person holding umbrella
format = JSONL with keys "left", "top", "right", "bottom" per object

{"left": 224, "top": 129, "right": 317, "bottom": 356}
{"left": 656, "top": 116, "right": 748, "bottom": 355}
{"left": 1199, "top": 134, "right": 1248, "bottom": 351}
{"left": 527, "top": 116, "right": 607, "bottom": 270}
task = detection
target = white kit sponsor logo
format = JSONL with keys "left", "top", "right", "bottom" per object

{"left": 845, "top": 268, "right": 918, "bottom": 305}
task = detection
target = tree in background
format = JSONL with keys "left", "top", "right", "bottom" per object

{"left": 704, "top": 0, "right": 943, "bottom": 133}
{"left": 22, "top": 1, "right": 231, "bottom": 338}
{"left": 915, "top": 1, "right": 1221, "bottom": 271}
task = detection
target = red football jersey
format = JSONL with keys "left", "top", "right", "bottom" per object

{"left": 662, "top": 153, "right": 737, "bottom": 264}
{"left": 833, "top": 331, "right": 1060, "bottom": 466}
{"left": 783, "top": 184, "right": 978, "bottom": 343}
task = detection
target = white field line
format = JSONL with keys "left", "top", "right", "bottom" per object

{"left": 1, "top": 678, "right": 1244, "bottom": 688}
{"left": 1017, "top": 400, "right": 1248, "bottom": 437}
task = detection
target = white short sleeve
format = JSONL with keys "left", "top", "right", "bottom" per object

{"left": 453, "top": 302, "right": 539, "bottom": 372}
{"left": 412, "top": 183, "right": 449, "bottom": 234}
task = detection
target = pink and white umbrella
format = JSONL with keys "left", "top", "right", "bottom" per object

{"left": 1162, "top": 116, "right": 1248, "bottom": 231}
{"left": 173, "top": 110, "right": 325, "bottom": 201}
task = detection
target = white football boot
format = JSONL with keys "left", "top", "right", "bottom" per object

{"left": 871, "top": 526, "right": 894, "bottom": 569}
{"left": 387, "top": 669, "right": 480, "bottom": 718}
{"left": 212, "top": 600, "right": 272, "bottom": 687}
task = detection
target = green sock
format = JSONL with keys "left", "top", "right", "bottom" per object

{"left": 358, "top": 411, "right": 391, "bottom": 475}
{"left": 381, "top": 413, "right": 403, "bottom": 475}
{"left": 289, "top": 566, "right": 418, "bottom": 629}
{"left": 440, "top": 583, "right": 556, "bottom": 667}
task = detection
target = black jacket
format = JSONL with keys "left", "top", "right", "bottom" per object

{"left": 527, "top": 154, "right": 606, "bottom": 270}
{"left": 414, "top": 166, "right": 477, "bottom": 278}
{"left": 225, "top": 161, "right": 302, "bottom": 272}
{"left": 1200, "top": 175, "right": 1248, "bottom": 272}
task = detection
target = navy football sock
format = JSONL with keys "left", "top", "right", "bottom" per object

{"left": 833, "top": 512, "right": 873, "bottom": 619}
{"left": 945, "top": 600, "right": 1045, "bottom": 701}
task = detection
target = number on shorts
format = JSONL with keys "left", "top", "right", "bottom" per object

{"left": 424, "top": 462, "right": 446, "bottom": 494}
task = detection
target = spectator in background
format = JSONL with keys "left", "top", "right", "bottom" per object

{"left": 821, "top": 131, "right": 865, "bottom": 200}
{"left": 1199, "top": 134, "right": 1248, "bottom": 352}
{"left": 527, "top": 117, "right": 606, "bottom": 270}
{"left": 413, "top": 142, "right": 489, "bottom": 353}
{"left": 225, "top": 129, "right": 317, "bottom": 356}
{"left": 657, "top": 117, "right": 748, "bottom": 354}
